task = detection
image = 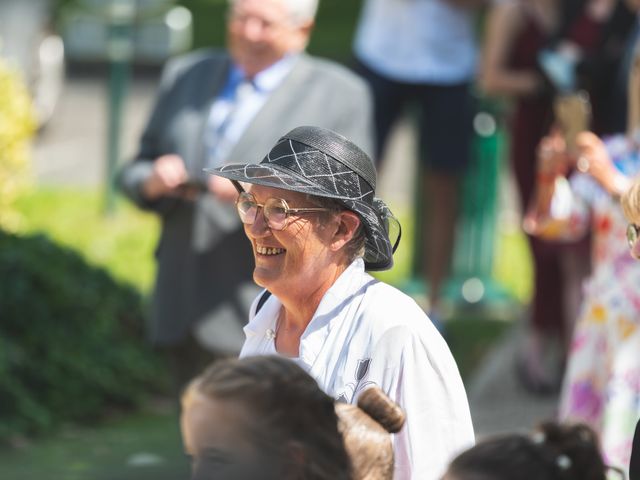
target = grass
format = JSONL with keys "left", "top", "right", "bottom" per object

{"left": 0, "top": 407, "right": 188, "bottom": 480}
{"left": 13, "top": 187, "right": 159, "bottom": 293}
{"left": 447, "top": 316, "right": 511, "bottom": 380}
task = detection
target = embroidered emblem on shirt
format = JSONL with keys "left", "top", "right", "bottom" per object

{"left": 336, "top": 357, "right": 376, "bottom": 403}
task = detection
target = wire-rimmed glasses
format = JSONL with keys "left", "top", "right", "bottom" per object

{"left": 235, "top": 191, "right": 331, "bottom": 231}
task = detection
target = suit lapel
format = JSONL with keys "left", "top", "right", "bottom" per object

{"left": 190, "top": 55, "right": 233, "bottom": 181}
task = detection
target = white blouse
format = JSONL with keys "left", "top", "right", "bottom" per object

{"left": 240, "top": 259, "right": 475, "bottom": 479}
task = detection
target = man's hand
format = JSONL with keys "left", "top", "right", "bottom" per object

{"left": 142, "top": 154, "right": 189, "bottom": 200}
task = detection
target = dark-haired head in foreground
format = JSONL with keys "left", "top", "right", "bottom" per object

{"left": 181, "top": 355, "right": 351, "bottom": 480}
{"left": 443, "top": 421, "right": 616, "bottom": 480}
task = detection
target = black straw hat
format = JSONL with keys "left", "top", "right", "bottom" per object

{"left": 204, "top": 126, "right": 401, "bottom": 271}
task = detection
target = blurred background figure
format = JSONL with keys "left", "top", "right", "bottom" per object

{"left": 181, "top": 355, "right": 351, "bottom": 480}
{"left": 118, "top": 0, "right": 374, "bottom": 394}
{"left": 524, "top": 125, "right": 639, "bottom": 474}
{"left": 480, "top": 0, "right": 636, "bottom": 394}
{"left": 522, "top": 9, "right": 640, "bottom": 474}
{"left": 352, "top": 0, "right": 484, "bottom": 325}
{"left": 336, "top": 386, "right": 406, "bottom": 480}
{"left": 443, "top": 421, "right": 614, "bottom": 480}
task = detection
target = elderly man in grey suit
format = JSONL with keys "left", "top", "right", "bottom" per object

{"left": 119, "top": 0, "right": 373, "bottom": 389}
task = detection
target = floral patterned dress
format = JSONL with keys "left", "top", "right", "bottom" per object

{"left": 552, "top": 135, "right": 640, "bottom": 474}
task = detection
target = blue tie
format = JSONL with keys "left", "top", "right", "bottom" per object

{"left": 206, "top": 78, "right": 255, "bottom": 167}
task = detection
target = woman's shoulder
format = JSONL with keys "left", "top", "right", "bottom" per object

{"left": 365, "top": 280, "right": 423, "bottom": 313}
{"left": 360, "top": 281, "right": 438, "bottom": 339}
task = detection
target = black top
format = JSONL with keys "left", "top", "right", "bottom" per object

{"left": 631, "top": 418, "right": 639, "bottom": 480}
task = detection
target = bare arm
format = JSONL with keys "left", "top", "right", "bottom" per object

{"left": 479, "top": 2, "right": 546, "bottom": 97}
{"left": 574, "top": 131, "right": 632, "bottom": 198}
{"left": 525, "top": 131, "right": 634, "bottom": 240}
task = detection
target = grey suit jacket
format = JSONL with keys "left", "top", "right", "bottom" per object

{"left": 119, "top": 48, "right": 374, "bottom": 353}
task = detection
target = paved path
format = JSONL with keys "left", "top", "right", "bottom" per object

{"left": 33, "top": 73, "right": 158, "bottom": 185}
{"left": 467, "top": 322, "right": 559, "bottom": 437}
{"left": 32, "top": 73, "right": 559, "bottom": 439}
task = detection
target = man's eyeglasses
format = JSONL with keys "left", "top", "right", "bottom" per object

{"left": 227, "top": 10, "right": 294, "bottom": 35}
{"left": 235, "top": 191, "right": 331, "bottom": 231}
{"left": 627, "top": 223, "right": 640, "bottom": 259}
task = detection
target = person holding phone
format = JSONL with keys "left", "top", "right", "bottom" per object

{"left": 524, "top": 120, "right": 640, "bottom": 475}
{"left": 480, "top": 0, "right": 636, "bottom": 394}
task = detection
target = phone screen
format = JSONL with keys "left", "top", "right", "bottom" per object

{"left": 553, "top": 91, "right": 591, "bottom": 154}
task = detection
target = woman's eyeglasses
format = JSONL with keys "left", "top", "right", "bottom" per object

{"left": 627, "top": 223, "right": 640, "bottom": 259}
{"left": 235, "top": 191, "right": 331, "bottom": 231}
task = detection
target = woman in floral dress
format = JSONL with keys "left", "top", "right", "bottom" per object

{"left": 525, "top": 130, "right": 640, "bottom": 475}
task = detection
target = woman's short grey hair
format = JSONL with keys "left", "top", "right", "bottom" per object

{"left": 228, "top": 0, "right": 319, "bottom": 24}
{"left": 307, "top": 194, "right": 367, "bottom": 263}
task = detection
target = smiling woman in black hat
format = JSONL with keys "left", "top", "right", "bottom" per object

{"left": 206, "top": 125, "right": 474, "bottom": 479}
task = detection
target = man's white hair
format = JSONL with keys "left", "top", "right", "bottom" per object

{"left": 229, "top": 0, "right": 319, "bottom": 24}
{"left": 282, "top": 0, "right": 319, "bottom": 23}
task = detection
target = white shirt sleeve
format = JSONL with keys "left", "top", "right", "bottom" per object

{"left": 368, "top": 325, "right": 475, "bottom": 480}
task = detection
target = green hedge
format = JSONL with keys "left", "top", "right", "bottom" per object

{"left": 0, "top": 229, "right": 164, "bottom": 442}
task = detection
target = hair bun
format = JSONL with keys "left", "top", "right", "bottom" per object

{"left": 357, "top": 386, "right": 406, "bottom": 434}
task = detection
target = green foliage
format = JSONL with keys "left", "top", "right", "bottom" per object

{"left": 0, "top": 229, "right": 164, "bottom": 442}
{"left": 0, "top": 58, "right": 36, "bottom": 230}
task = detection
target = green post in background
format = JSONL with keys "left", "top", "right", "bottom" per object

{"left": 104, "top": 0, "right": 134, "bottom": 215}
{"left": 402, "top": 96, "right": 517, "bottom": 318}
{"left": 445, "top": 97, "right": 514, "bottom": 314}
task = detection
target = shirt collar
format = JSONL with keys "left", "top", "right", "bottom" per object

{"left": 242, "top": 258, "right": 369, "bottom": 364}
{"left": 298, "top": 258, "right": 368, "bottom": 364}
{"left": 230, "top": 54, "right": 298, "bottom": 94}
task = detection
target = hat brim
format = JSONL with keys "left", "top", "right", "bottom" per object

{"left": 206, "top": 163, "right": 398, "bottom": 271}
{"left": 205, "top": 163, "right": 353, "bottom": 201}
